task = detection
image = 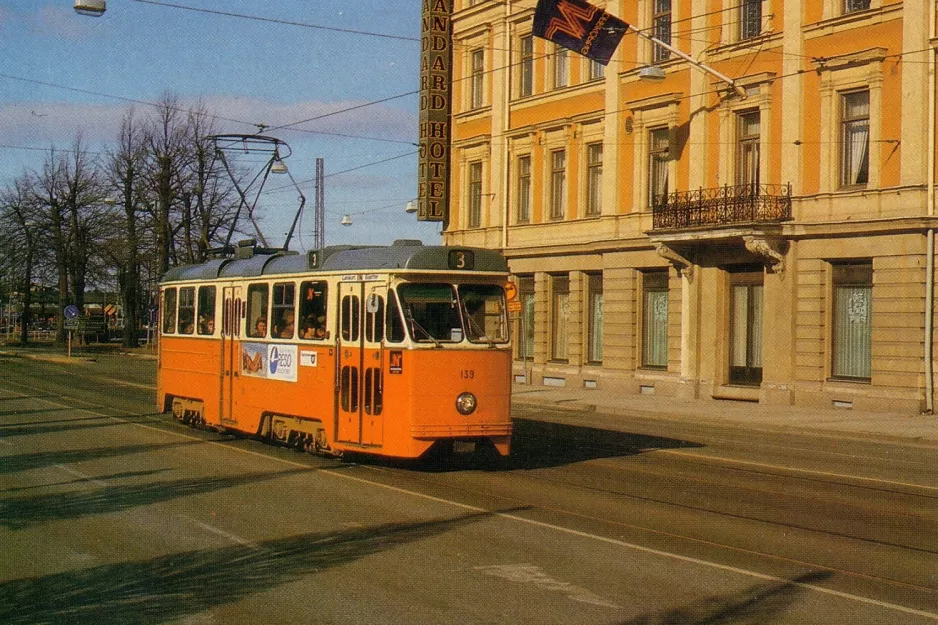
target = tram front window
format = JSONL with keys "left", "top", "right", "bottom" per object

{"left": 395, "top": 283, "right": 509, "bottom": 345}
{"left": 397, "top": 283, "right": 462, "bottom": 343}
{"left": 458, "top": 284, "right": 509, "bottom": 344}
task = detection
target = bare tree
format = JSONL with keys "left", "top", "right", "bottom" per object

{"left": 146, "top": 92, "right": 192, "bottom": 277}
{"left": 0, "top": 177, "right": 43, "bottom": 343}
{"left": 30, "top": 150, "right": 71, "bottom": 344}
{"left": 106, "top": 109, "right": 149, "bottom": 347}
{"left": 184, "top": 101, "right": 238, "bottom": 263}
{"left": 60, "top": 135, "right": 108, "bottom": 313}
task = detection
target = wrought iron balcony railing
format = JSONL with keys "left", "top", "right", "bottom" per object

{"left": 652, "top": 183, "right": 792, "bottom": 230}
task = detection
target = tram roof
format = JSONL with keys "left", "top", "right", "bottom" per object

{"left": 160, "top": 242, "right": 508, "bottom": 284}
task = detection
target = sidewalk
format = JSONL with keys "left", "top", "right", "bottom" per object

{"left": 511, "top": 383, "right": 938, "bottom": 446}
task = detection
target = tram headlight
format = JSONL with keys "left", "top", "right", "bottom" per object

{"left": 455, "top": 392, "right": 478, "bottom": 415}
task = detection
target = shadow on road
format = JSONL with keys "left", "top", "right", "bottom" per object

{"left": 0, "top": 468, "right": 172, "bottom": 494}
{"left": 0, "top": 510, "right": 495, "bottom": 625}
{"left": 0, "top": 468, "right": 312, "bottom": 530}
{"left": 509, "top": 417, "right": 703, "bottom": 469}
{"left": 0, "top": 407, "right": 70, "bottom": 418}
{"left": 0, "top": 440, "right": 202, "bottom": 476}
{"left": 616, "top": 570, "right": 833, "bottom": 625}
{"left": 0, "top": 418, "right": 129, "bottom": 439}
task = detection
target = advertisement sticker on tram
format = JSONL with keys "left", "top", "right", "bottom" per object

{"left": 389, "top": 350, "right": 403, "bottom": 374}
{"left": 267, "top": 345, "right": 298, "bottom": 382}
{"left": 241, "top": 343, "right": 267, "bottom": 377}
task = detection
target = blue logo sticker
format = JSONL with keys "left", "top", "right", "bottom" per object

{"left": 269, "top": 346, "right": 279, "bottom": 375}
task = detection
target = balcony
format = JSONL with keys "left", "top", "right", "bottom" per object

{"left": 652, "top": 183, "right": 792, "bottom": 230}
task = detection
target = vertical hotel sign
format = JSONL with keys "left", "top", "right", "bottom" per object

{"left": 418, "top": 0, "right": 452, "bottom": 222}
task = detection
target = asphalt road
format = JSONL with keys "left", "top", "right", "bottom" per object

{"left": 1, "top": 350, "right": 936, "bottom": 624}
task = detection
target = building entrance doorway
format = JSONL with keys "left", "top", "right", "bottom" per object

{"left": 729, "top": 269, "right": 764, "bottom": 386}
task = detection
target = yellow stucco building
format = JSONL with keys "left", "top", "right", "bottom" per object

{"left": 444, "top": 0, "right": 938, "bottom": 413}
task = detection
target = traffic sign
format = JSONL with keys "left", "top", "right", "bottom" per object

{"left": 507, "top": 300, "right": 523, "bottom": 313}
{"left": 64, "top": 305, "right": 80, "bottom": 319}
{"left": 504, "top": 282, "right": 518, "bottom": 302}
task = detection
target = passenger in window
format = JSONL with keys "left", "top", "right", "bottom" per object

{"left": 279, "top": 310, "right": 295, "bottom": 338}
{"left": 198, "top": 314, "right": 214, "bottom": 335}
{"left": 253, "top": 317, "right": 267, "bottom": 338}
{"left": 301, "top": 314, "right": 327, "bottom": 339}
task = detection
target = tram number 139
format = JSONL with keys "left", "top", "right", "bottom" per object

{"left": 460, "top": 369, "right": 475, "bottom": 380}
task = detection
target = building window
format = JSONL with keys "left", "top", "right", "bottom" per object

{"left": 518, "top": 276, "right": 535, "bottom": 360}
{"left": 841, "top": 90, "right": 869, "bottom": 188}
{"left": 652, "top": 0, "right": 671, "bottom": 63}
{"left": 736, "top": 110, "right": 760, "bottom": 188}
{"left": 549, "top": 149, "right": 566, "bottom": 220}
{"left": 520, "top": 35, "right": 534, "bottom": 97}
{"left": 642, "top": 271, "right": 669, "bottom": 368}
{"left": 589, "top": 59, "right": 605, "bottom": 81}
{"left": 468, "top": 160, "right": 483, "bottom": 228}
{"left": 552, "top": 45, "right": 568, "bottom": 89}
{"left": 649, "top": 127, "right": 670, "bottom": 208}
{"left": 470, "top": 49, "right": 484, "bottom": 109}
{"left": 844, "top": 0, "right": 870, "bottom": 13}
{"left": 551, "top": 274, "right": 570, "bottom": 361}
{"left": 586, "top": 143, "right": 603, "bottom": 216}
{"left": 740, "top": 0, "right": 762, "bottom": 40}
{"left": 587, "top": 273, "right": 603, "bottom": 364}
{"left": 729, "top": 270, "right": 764, "bottom": 386}
{"left": 517, "top": 154, "right": 532, "bottom": 223}
{"left": 832, "top": 262, "right": 872, "bottom": 380}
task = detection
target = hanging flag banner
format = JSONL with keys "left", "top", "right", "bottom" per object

{"left": 533, "top": 0, "right": 629, "bottom": 65}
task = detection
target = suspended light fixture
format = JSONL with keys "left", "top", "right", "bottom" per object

{"left": 340, "top": 215, "right": 353, "bottom": 226}
{"left": 638, "top": 65, "right": 666, "bottom": 81}
{"left": 404, "top": 201, "right": 417, "bottom": 214}
{"left": 270, "top": 158, "right": 288, "bottom": 174}
{"left": 74, "top": 0, "right": 106, "bottom": 16}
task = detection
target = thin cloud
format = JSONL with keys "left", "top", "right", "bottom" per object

{"left": 35, "top": 6, "right": 97, "bottom": 39}
{"left": 0, "top": 96, "right": 417, "bottom": 147}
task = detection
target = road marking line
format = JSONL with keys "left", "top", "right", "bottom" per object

{"left": 657, "top": 449, "right": 938, "bottom": 493}
{"left": 177, "top": 514, "right": 261, "bottom": 550}
{"left": 51, "top": 464, "right": 110, "bottom": 487}
{"left": 3, "top": 378, "right": 937, "bottom": 620}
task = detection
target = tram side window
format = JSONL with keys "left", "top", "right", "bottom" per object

{"left": 459, "top": 284, "right": 509, "bottom": 343}
{"left": 247, "top": 284, "right": 269, "bottom": 338}
{"left": 299, "top": 281, "right": 329, "bottom": 340}
{"left": 272, "top": 282, "right": 296, "bottom": 339}
{"left": 365, "top": 292, "right": 384, "bottom": 343}
{"left": 162, "top": 288, "right": 177, "bottom": 334}
{"left": 177, "top": 287, "right": 196, "bottom": 334}
{"left": 342, "top": 295, "right": 360, "bottom": 342}
{"left": 197, "top": 286, "right": 216, "bottom": 335}
{"left": 386, "top": 290, "right": 405, "bottom": 343}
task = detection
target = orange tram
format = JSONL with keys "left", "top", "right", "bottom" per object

{"left": 157, "top": 240, "right": 513, "bottom": 462}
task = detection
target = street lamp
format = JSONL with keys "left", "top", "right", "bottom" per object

{"left": 405, "top": 201, "right": 417, "bottom": 214}
{"left": 635, "top": 31, "right": 746, "bottom": 98}
{"left": 74, "top": 0, "right": 106, "bottom": 17}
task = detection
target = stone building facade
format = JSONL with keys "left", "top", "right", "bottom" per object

{"left": 444, "top": 0, "right": 938, "bottom": 412}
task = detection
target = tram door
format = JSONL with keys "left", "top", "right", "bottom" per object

{"left": 336, "top": 280, "right": 385, "bottom": 447}
{"left": 220, "top": 286, "right": 242, "bottom": 424}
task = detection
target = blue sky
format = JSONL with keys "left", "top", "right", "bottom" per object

{"left": 0, "top": 0, "right": 441, "bottom": 249}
